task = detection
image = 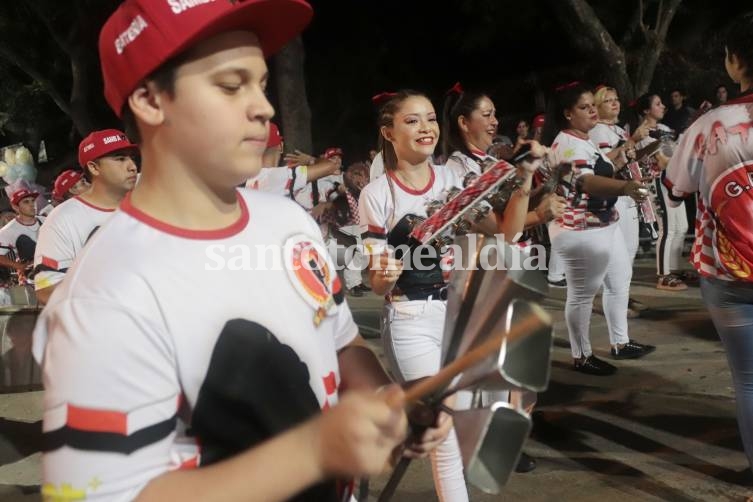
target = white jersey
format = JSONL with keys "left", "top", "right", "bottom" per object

{"left": 552, "top": 131, "right": 619, "bottom": 230}
{"left": 39, "top": 203, "right": 56, "bottom": 218}
{"left": 664, "top": 92, "right": 753, "bottom": 281}
{"left": 369, "top": 151, "right": 385, "bottom": 181}
{"left": 33, "top": 196, "right": 116, "bottom": 291}
{"left": 293, "top": 173, "right": 343, "bottom": 210}
{"left": 0, "top": 217, "right": 44, "bottom": 259}
{"left": 444, "top": 150, "right": 497, "bottom": 178}
{"left": 589, "top": 122, "right": 628, "bottom": 154}
{"left": 32, "top": 189, "right": 357, "bottom": 500}
{"left": 245, "top": 165, "right": 307, "bottom": 198}
{"left": 358, "top": 165, "right": 461, "bottom": 252}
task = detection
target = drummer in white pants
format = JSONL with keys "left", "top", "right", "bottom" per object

{"left": 590, "top": 85, "right": 651, "bottom": 317}
{"left": 545, "top": 82, "right": 655, "bottom": 376}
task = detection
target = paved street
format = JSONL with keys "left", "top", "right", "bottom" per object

{"left": 0, "top": 258, "right": 751, "bottom": 501}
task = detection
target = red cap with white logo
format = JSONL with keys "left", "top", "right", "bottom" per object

{"left": 78, "top": 129, "right": 138, "bottom": 168}
{"left": 267, "top": 122, "right": 283, "bottom": 148}
{"left": 99, "top": 0, "right": 313, "bottom": 117}
{"left": 323, "top": 147, "right": 343, "bottom": 159}
{"left": 53, "top": 169, "right": 84, "bottom": 201}
{"left": 10, "top": 189, "right": 39, "bottom": 207}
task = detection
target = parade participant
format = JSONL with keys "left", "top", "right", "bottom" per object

{"left": 632, "top": 93, "right": 693, "bottom": 291}
{"left": 360, "top": 89, "right": 541, "bottom": 500}
{"left": 32, "top": 129, "right": 138, "bottom": 305}
{"left": 664, "top": 11, "right": 753, "bottom": 472}
{"left": 590, "top": 85, "right": 651, "bottom": 316}
{"left": 33, "top": 2, "right": 448, "bottom": 500}
{"left": 39, "top": 170, "right": 91, "bottom": 217}
{"left": 245, "top": 123, "right": 339, "bottom": 198}
{"left": 544, "top": 82, "right": 655, "bottom": 375}
{"left": 0, "top": 187, "right": 43, "bottom": 275}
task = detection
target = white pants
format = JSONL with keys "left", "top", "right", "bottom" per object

{"left": 655, "top": 179, "right": 688, "bottom": 276}
{"left": 382, "top": 299, "right": 469, "bottom": 502}
{"left": 615, "top": 196, "right": 639, "bottom": 264}
{"left": 327, "top": 237, "right": 364, "bottom": 290}
{"left": 549, "top": 223, "right": 631, "bottom": 359}
{"left": 546, "top": 220, "right": 566, "bottom": 282}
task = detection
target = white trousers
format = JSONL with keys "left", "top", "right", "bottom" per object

{"left": 382, "top": 299, "right": 469, "bottom": 502}
{"left": 615, "top": 196, "right": 639, "bottom": 264}
{"left": 549, "top": 223, "right": 631, "bottom": 358}
{"left": 546, "top": 220, "right": 566, "bottom": 282}
{"left": 655, "top": 179, "right": 688, "bottom": 276}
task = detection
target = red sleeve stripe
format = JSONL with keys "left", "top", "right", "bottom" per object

{"left": 598, "top": 142, "right": 610, "bottom": 148}
{"left": 67, "top": 403, "right": 127, "bottom": 434}
{"left": 368, "top": 224, "right": 386, "bottom": 234}
{"left": 41, "top": 256, "right": 59, "bottom": 270}
{"left": 572, "top": 160, "right": 588, "bottom": 166}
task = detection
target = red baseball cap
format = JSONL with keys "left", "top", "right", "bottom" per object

{"left": 532, "top": 114, "right": 546, "bottom": 128}
{"left": 53, "top": 169, "right": 84, "bottom": 201}
{"left": 267, "top": 122, "right": 283, "bottom": 148}
{"left": 323, "top": 147, "right": 343, "bottom": 159}
{"left": 10, "top": 188, "right": 39, "bottom": 207}
{"left": 99, "top": 0, "right": 313, "bottom": 117}
{"left": 78, "top": 129, "right": 138, "bottom": 168}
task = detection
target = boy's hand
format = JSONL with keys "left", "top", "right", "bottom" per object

{"left": 313, "top": 386, "right": 407, "bottom": 477}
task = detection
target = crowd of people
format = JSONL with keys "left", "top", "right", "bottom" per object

{"left": 0, "top": 0, "right": 747, "bottom": 500}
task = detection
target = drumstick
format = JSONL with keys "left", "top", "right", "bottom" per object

{"left": 395, "top": 304, "right": 550, "bottom": 407}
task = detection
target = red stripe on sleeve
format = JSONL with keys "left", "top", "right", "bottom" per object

{"left": 41, "top": 256, "right": 59, "bottom": 269}
{"left": 67, "top": 404, "right": 127, "bottom": 434}
{"left": 367, "top": 224, "right": 386, "bottom": 235}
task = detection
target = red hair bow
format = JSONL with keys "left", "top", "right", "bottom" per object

{"left": 554, "top": 81, "right": 581, "bottom": 92}
{"left": 371, "top": 92, "right": 397, "bottom": 106}
{"left": 447, "top": 82, "right": 464, "bottom": 95}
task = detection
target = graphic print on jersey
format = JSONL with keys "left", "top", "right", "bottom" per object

{"left": 283, "top": 234, "right": 344, "bottom": 325}
{"left": 709, "top": 162, "right": 753, "bottom": 280}
{"left": 190, "top": 319, "right": 341, "bottom": 502}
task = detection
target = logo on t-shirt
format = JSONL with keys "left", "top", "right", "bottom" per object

{"left": 283, "top": 235, "right": 342, "bottom": 326}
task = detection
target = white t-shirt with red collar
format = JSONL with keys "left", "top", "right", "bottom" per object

{"left": 32, "top": 189, "right": 357, "bottom": 500}
{"left": 444, "top": 149, "right": 496, "bottom": 178}
{"left": 552, "top": 130, "right": 619, "bottom": 230}
{"left": 0, "top": 216, "right": 44, "bottom": 258}
{"left": 664, "top": 91, "right": 753, "bottom": 282}
{"left": 33, "top": 197, "right": 116, "bottom": 291}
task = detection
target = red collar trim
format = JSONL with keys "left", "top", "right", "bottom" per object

{"left": 388, "top": 166, "right": 436, "bottom": 196}
{"left": 724, "top": 90, "right": 753, "bottom": 106}
{"left": 74, "top": 196, "right": 116, "bottom": 213}
{"left": 469, "top": 147, "right": 486, "bottom": 157}
{"left": 14, "top": 217, "right": 39, "bottom": 227}
{"left": 120, "top": 191, "right": 249, "bottom": 240}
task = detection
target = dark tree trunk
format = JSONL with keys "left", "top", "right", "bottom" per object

{"left": 273, "top": 36, "right": 313, "bottom": 154}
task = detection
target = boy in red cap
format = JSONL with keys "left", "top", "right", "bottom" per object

{"left": 0, "top": 187, "right": 43, "bottom": 276}
{"left": 33, "top": 129, "right": 138, "bottom": 304}
{"left": 33, "top": 2, "right": 447, "bottom": 501}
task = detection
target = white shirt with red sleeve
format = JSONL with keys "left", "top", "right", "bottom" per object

{"left": 551, "top": 130, "right": 619, "bottom": 230}
{"left": 245, "top": 165, "right": 308, "bottom": 198}
{"left": 33, "top": 197, "right": 115, "bottom": 291}
{"left": 358, "top": 165, "right": 462, "bottom": 254}
{"left": 664, "top": 92, "right": 753, "bottom": 281}
{"left": 32, "top": 188, "right": 357, "bottom": 500}
{"left": 589, "top": 122, "right": 627, "bottom": 154}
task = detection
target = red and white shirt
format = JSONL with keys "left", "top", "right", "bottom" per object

{"left": 664, "top": 92, "right": 753, "bottom": 281}
{"left": 33, "top": 197, "right": 115, "bottom": 291}
{"left": 552, "top": 131, "right": 619, "bottom": 230}
{"left": 32, "top": 189, "right": 357, "bottom": 500}
{"left": 358, "top": 165, "right": 462, "bottom": 253}
{"left": 245, "top": 165, "right": 308, "bottom": 198}
{"left": 0, "top": 216, "right": 44, "bottom": 259}
{"left": 444, "top": 149, "right": 497, "bottom": 178}
{"left": 589, "top": 122, "right": 628, "bottom": 155}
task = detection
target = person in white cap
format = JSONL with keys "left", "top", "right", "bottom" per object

{"left": 31, "top": 2, "right": 448, "bottom": 501}
{"left": 33, "top": 129, "right": 138, "bottom": 304}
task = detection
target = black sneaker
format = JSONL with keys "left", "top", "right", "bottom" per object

{"left": 547, "top": 278, "right": 567, "bottom": 288}
{"left": 573, "top": 355, "right": 617, "bottom": 376}
{"left": 515, "top": 452, "right": 537, "bottom": 473}
{"left": 610, "top": 340, "right": 656, "bottom": 360}
{"left": 354, "top": 284, "right": 372, "bottom": 293}
{"left": 349, "top": 287, "right": 364, "bottom": 298}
